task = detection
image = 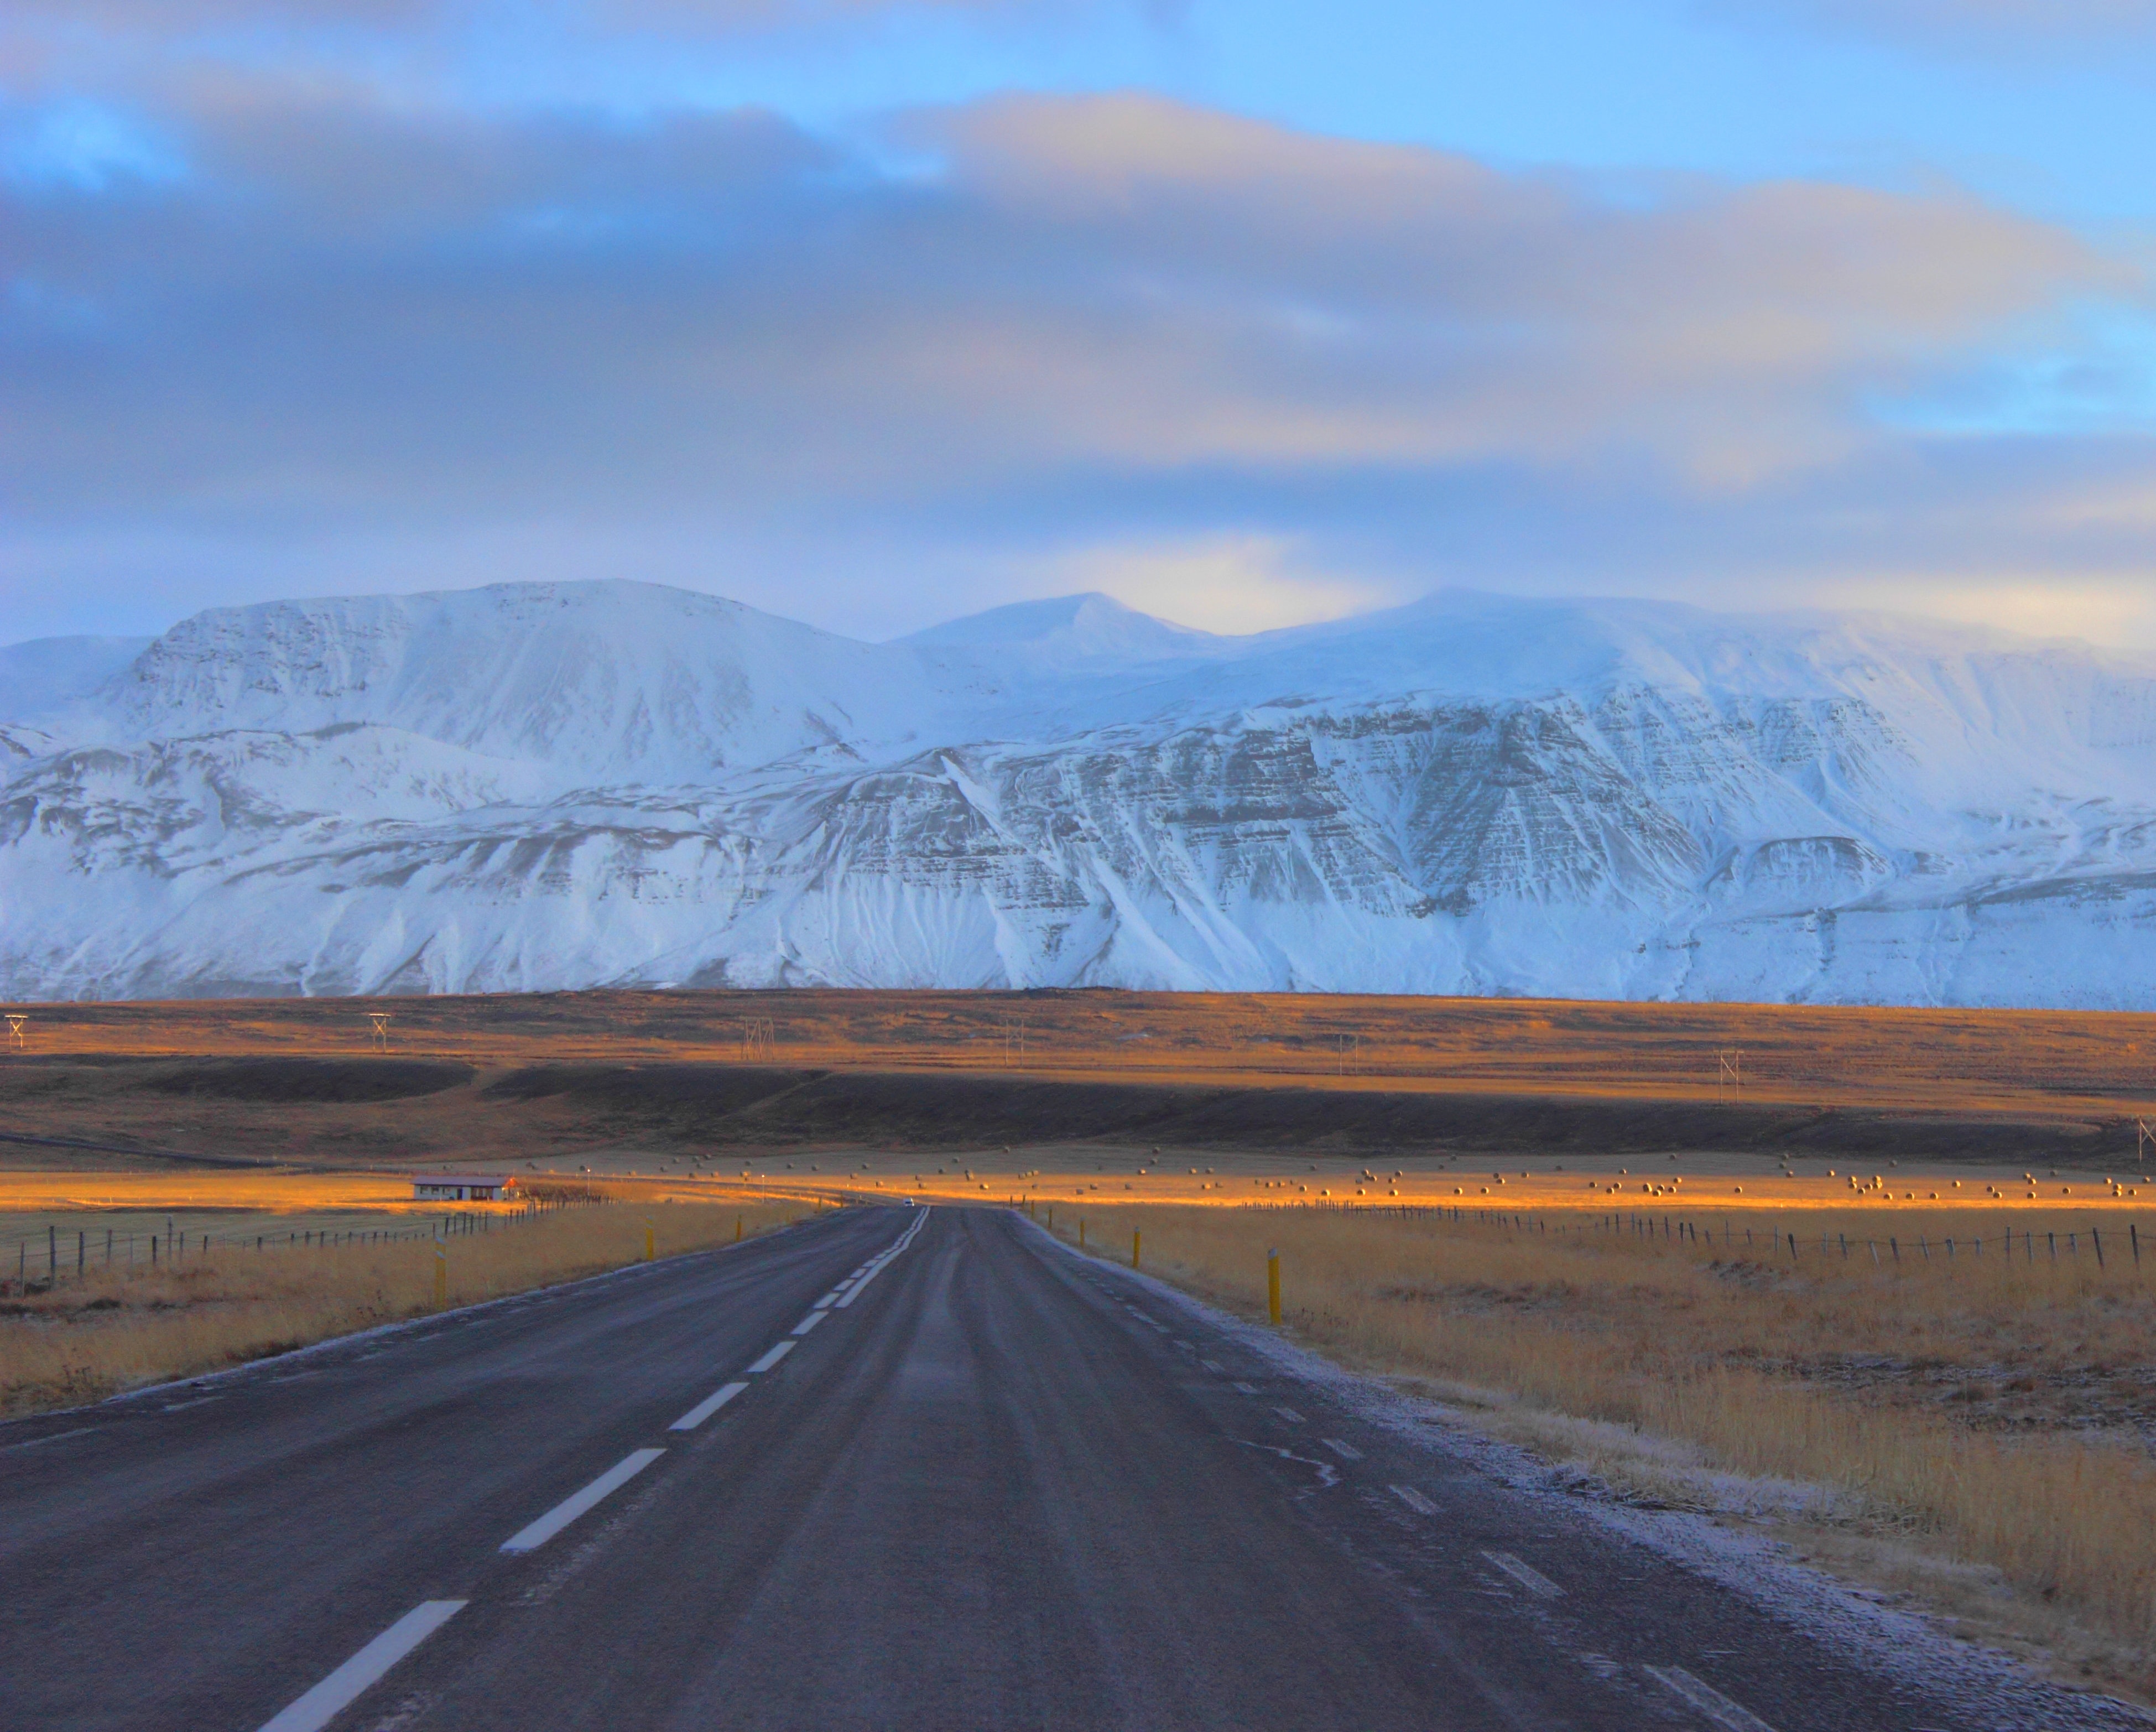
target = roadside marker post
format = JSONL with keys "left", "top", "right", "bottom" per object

{"left": 1132, "top": 1230, "right": 1142, "bottom": 1270}
{"left": 1268, "top": 1249, "right": 1281, "bottom": 1326}
{"left": 433, "top": 1234, "right": 447, "bottom": 1309}
{"left": 735, "top": 1215, "right": 743, "bottom": 1242}
{"left": 644, "top": 1219, "right": 655, "bottom": 1262}
{"left": 1079, "top": 1219, "right": 1086, "bottom": 1248}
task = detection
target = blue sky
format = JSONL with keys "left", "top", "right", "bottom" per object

{"left": 4, "top": 0, "right": 2154, "bottom": 646}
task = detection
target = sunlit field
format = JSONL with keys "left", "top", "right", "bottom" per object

{"left": 0, "top": 1187, "right": 813, "bottom": 1416}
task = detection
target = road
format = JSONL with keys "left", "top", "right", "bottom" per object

{"left": 0, "top": 1204, "right": 2121, "bottom": 1731}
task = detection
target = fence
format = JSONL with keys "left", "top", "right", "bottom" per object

{"left": 2, "top": 1193, "right": 606, "bottom": 1298}
{"left": 1236, "top": 1199, "right": 2148, "bottom": 1276}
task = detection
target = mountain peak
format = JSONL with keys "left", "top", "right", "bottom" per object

{"left": 902, "top": 592, "right": 1219, "bottom": 662}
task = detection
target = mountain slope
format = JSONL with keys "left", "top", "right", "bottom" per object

{"left": 4, "top": 581, "right": 2154, "bottom": 1006}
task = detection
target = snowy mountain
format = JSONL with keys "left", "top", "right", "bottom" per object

{"left": 6, "top": 579, "right": 2156, "bottom": 1006}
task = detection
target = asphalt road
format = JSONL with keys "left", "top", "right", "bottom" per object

{"left": 0, "top": 1204, "right": 2099, "bottom": 1731}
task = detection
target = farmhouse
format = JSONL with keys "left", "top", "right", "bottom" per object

{"left": 410, "top": 1173, "right": 515, "bottom": 1202}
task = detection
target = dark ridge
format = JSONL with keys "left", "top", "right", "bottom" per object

{"left": 476, "top": 1065, "right": 2141, "bottom": 1164}
{"left": 482, "top": 1064, "right": 817, "bottom": 1112}
{"left": 137, "top": 1058, "right": 476, "bottom": 1104}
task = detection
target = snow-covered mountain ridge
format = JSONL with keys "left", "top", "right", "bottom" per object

{"left": 6, "top": 580, "right": 2155, "bottom": 1005}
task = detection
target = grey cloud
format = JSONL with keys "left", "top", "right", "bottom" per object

{"left": 3, "top": 85, "right": 2150, "bottom": 637}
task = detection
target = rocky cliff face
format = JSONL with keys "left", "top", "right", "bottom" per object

{"left": 4, "top": 581, "right": 2154, "bottom": 1005}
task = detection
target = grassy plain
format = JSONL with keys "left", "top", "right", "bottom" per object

{"left": 5, "top": 986, "right": 2156, "bottom": 1175}
{"left": 0, "top": 1189, "right": 811, "bottom": 1416}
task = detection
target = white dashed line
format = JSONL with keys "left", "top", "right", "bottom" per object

{"left": 253, "top": 1600, "right": 465, "bottom": 1732}
{"left": 1273, "top": 1406, "right": 1306, "bottom": 1424}
{"left": 1201, "top": 1359, "right": 1224, "bottom": 1374}
{"left": 1233, "top": 1381, "right": 1259, "bottom": 1395}
{"left": 1644, "top": 1666, "right": 1778, "bottom": 1731}
{"left": 1321, "top": 1438, "right": 1362, "bottom": 1461}
{"left": 746, "top": 1341, "right": 795, "bottom": 1374}
{"left": 1482, "top": 1551, "right": 1564, "bottom": 1599}
{"left": 791, "top": 1309, "right": 829, "bottom": 1337}
{"left": 501, "top": 1449, "right": 665, "bottom": 1554}
{"left": 813, "top": 1292, "right": 841, "bottom": 1309}
{"left": 669, "top": 1381, "right": 749, "bottom": 1432}
{"left": 1390, "top": 1484, "right": 1437, "bottom": 1515}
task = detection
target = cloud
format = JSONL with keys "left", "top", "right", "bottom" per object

{"left": 1709, "top": 0, "right": 2156, "bottom": 48}
{"left": 3, "top": 84, "right": 2152, "bottom": 641}
{"left": 1036, "top": 534, "right": 1399, "bottom": 633}
{"left": 0, "top": 0, "right": 1103, "bottom": 43}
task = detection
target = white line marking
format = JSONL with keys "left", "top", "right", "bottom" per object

{"left": 1321, "top": 1437, "right": 1362, "bottom": 1460}
{"left": 1390, "top": 1484, "right": 1437, "bottom": 1515}
{"left": 1233, "top": 1381, "right": 1259, "bottom": 1395}
{"left": 1201, "top": 1359, "right": 1224, "bottom": 1373}
{"left": 253, "top": 1600, "right": 465, "bottom": 1732}
{"left": 746, "top": 1341, "right": 795, "bottom": 1373}
{"left": 1482, "top": 1551, "right": 1564, "bottom": 1599}
{"left": 1273, "top": 1406, "right": 1306, "bottom": 1424}
{"left": 670, "top": 1381, "right": 749, "bottom": 1432}
{"left": 791, "top": 1309, "right": 829, "bottom": 1336}
{"left": 500, "top": 1449, "right": 665, "bottom": 1554}
{"left": 1644, "top": 1666, "right": 1778, "bottom": 1732}
{"left": 835, "top": 1212, "right": 929, "bottom": 1307}
{"left": 813, "top": 1292, "right": 841, "bottom": 1309}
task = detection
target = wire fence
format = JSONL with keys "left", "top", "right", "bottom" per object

{"left": 2, "top": 1193, "right": 606, "bottom": 1297}
{"left": 1236, "top": 1199, "right": 2150, "bottom": 1275}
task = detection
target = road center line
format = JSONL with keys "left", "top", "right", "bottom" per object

{"left": 1273, "top": 1406, "right": 1306, "bottom": 1424}
{"left": 500, "top": 1449, "right": 665, "bottom": 1555}
{"left": 1644, "top": 1666, "right": 1778, "bottom": 1731}
{"left": 253, "top": 1600, "right": 465, "bottom": 1732}
{"left": 1390, "top": 1484, "right": 1438, "bottom": 1515}
{"left": 1321, "top": 1438, "right": 1362, "bottom": 1460}
{"left": 791, "top": 1309, "right": 829, "bottom": 1336}
{"left": 670, "top": 1381, "right": 749, "bottom": 1432}
{"left": 746, "top": 1340, "right": 795, "bottom": 1374}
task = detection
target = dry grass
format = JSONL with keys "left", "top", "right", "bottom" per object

{"left": 0, "top": 1195, "right": 810, "bottom": 1416}
{"left": 1050, "top": 1199, "right": 2156, "bottom": 1693}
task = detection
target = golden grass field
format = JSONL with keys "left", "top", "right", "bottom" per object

{"left": 1028, "top": 1195, "right": 2156, "bottom": 1697}
{"left": 9, "top": 983, "right": 2156, "bottom": 1117}
{"left": 0, "top": 1188, "right": 812, "bottom": 1416}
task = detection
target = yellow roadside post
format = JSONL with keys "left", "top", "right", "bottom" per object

{"left": 1079, "top": 1219, "right": 1086, "bottom": 1248}
{"left": 1046, "top": 1206, "right": 1054, "bottom": 1230}
{"left": 735, "top": 1215, "right": 743, "bottom": 1241}
{"left": 1268, "top": 1247, "right": 1281, "bottom": 1326}
{"left": 1132, "top": 1229, "right": 1142, "bottom": 1269}
{"left": 433, "top": 1232, "right": 447, "bottom": 1309}
{"left": 644, "top": 1219, "right": 655, "bottom": 1262}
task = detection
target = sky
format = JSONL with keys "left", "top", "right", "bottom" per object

{"left": 4, "top": 1, "right": 2156, "bottom": 647}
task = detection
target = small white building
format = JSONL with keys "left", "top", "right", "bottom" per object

{"left": 411, "top": 1173, "right": 514, "bottom": 1202}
